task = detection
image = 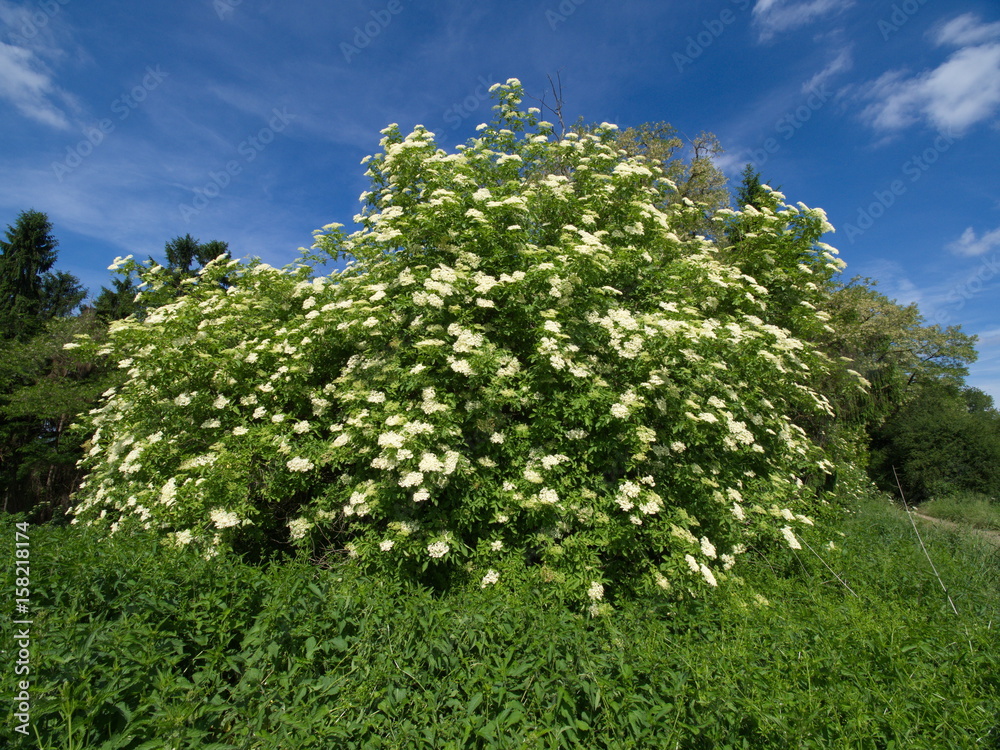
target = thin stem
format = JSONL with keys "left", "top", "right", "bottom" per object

{"left": 895, "top": 468, "right": 979, "bottom": 659}
{"left": 892, "top": 466, "right": 959, "bottom": 617}
{"left": 799, "top": 538, "right": 859, "bottom": 599}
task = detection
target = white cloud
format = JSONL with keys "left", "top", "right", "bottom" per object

{"left": 0, "top": 128, "right": 322, "bottom": 280}
{"left": 860, "top": 14, "right": 1000, "bottom": 135}
{"left": 752, "top": 0, "right": 854, "bottom": 42}
{"left": 933, "top": 12, "right": 1000, "bottom": 47}
{"left": 848, "top": 259, "right": 923, "bottom": 307}
{"left": 947, "top": 226, "right": 1000, "bottom": 257}
{"left": 0, "top": 40, "right": 71, "bottom": 129}
{"left": 710, "top": 150, "right": 746, "bottom": 179}
{"left": 802, "top": 47, "right": 852, "bottom": 94}
{"left": 0, "top": 0, "right": 33, "bottom": 35}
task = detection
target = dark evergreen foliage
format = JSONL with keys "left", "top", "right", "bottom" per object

{"left": 0, "top": 209, "right": 60, "bottom": 340}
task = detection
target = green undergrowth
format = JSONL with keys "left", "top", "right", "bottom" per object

{"left": 918, "top": 492, "right": 1000, "bottom": 533}
{"left": 2, "top": 492, "right": 998, "bottom": 749}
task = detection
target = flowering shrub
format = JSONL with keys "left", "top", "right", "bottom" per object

{"left": 70, "top": 79, "right": 849, "bottom": 608}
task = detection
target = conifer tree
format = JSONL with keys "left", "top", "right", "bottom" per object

{"left": 734, "top": 163, "right": 770, "bottom": 210}
{"left": 0, "top": 210, "right": 59, "bottom": 340}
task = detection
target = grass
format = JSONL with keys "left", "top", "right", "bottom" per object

{"left": 2, "top": 491, "right": 998, "bottom": 749}
{"left": 918, "top": 492, "right": 1000, "bottom": 533}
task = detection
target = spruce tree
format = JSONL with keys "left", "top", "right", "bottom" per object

{"left": 735, "top": 163, "right": 768, "bottom": 210}
{"left": 40, "top": 270, "right": 87, "bottom": 319}
{"left": 0, "top": 210, "right": 59, "bottom": 340}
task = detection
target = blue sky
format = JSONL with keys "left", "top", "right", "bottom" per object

{"left": 1, "top": 0, "right": 998, "bottom": 399}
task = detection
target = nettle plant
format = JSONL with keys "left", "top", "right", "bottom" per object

{"left": 71, "top": 80, "right": 848, "bottom": 610}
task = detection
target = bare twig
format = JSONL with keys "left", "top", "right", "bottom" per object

{"left": 527, "top": 71, "right": 567, "bottom": 136}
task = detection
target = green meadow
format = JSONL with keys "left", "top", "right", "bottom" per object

{"left": 3, "top": 489, "right": 998, "bottom": 750}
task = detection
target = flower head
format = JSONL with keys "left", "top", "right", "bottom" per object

{"left": 427, "top": 541, "right": 450, "bottom": 558}
{"left": 481, "top": 569, "right": 500, "bottom": 587}
{"left": 210, "top": 509, "right": 241, "bottom": 529}
{"left": 288, "top": 517, "right": 313, "bottom": 540}
{"left": 287, "top": 457, "right": 314, "bottom": 473}
{"left": 781, "top": 526, "right": 802, "bottom": 550}
{"left": 700, "top": 537, "right": 717, "bottom": 559}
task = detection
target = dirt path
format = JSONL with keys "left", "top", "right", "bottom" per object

{"left": 908, "top": 510, "right": 1000, "bottom": 547}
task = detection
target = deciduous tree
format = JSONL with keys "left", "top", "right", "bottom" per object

{"left": 870, "top": 381, "right": 1000, "bottom": 501}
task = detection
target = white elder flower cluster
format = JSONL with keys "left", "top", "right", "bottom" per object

{"left": 286, "top": 457, "right": 314, "bottom": 473}
{"left": 287, "top": 517, "right": 313, "bottom": 541}
{"left": 481, "top": 569, "right": 500, "bottom": 587}
{"left": 70, "top": 79, "right": 838, "bottom": 607}
{"left": 427, "top": 541, "right": 450, "bottom": 558}
{"left": 210, "top": 509, "right": 241, "bottom": 530}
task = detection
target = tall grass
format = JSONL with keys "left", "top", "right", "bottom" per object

{"left": 919, "top": 492, "right": 1000, "bottom": 532}
{"left": 2, "top": 491, "right": 998, "bottom": 749}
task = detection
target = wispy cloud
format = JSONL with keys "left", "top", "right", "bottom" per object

{"left": 0, "top": 150, "right": 320, "bottom": 276}
{"left": 0, "top": 40, "right": 72, "bottom": 129}
{"left": 933, "top": 12, "right": 1000, "bottom": 47}
{"left": 859, "top": 13, "right": 1000, "bottom": 135}
{"left": 947, "top": 226, "right": 1000, "bottom": 257}
{"left": 855, "top": 259, "right": 925, "bottom": 308}
{"left": 0, "top": 0, "right": 84, "bottom": 129}
{"left": 751, "top": 0, "right": 854, "bottom": 42}
{"left": 802, "top": 47, "right": 852, "bottom": 93}
{"left": 710, "top": 150, "right": 746, "bottom": 179}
